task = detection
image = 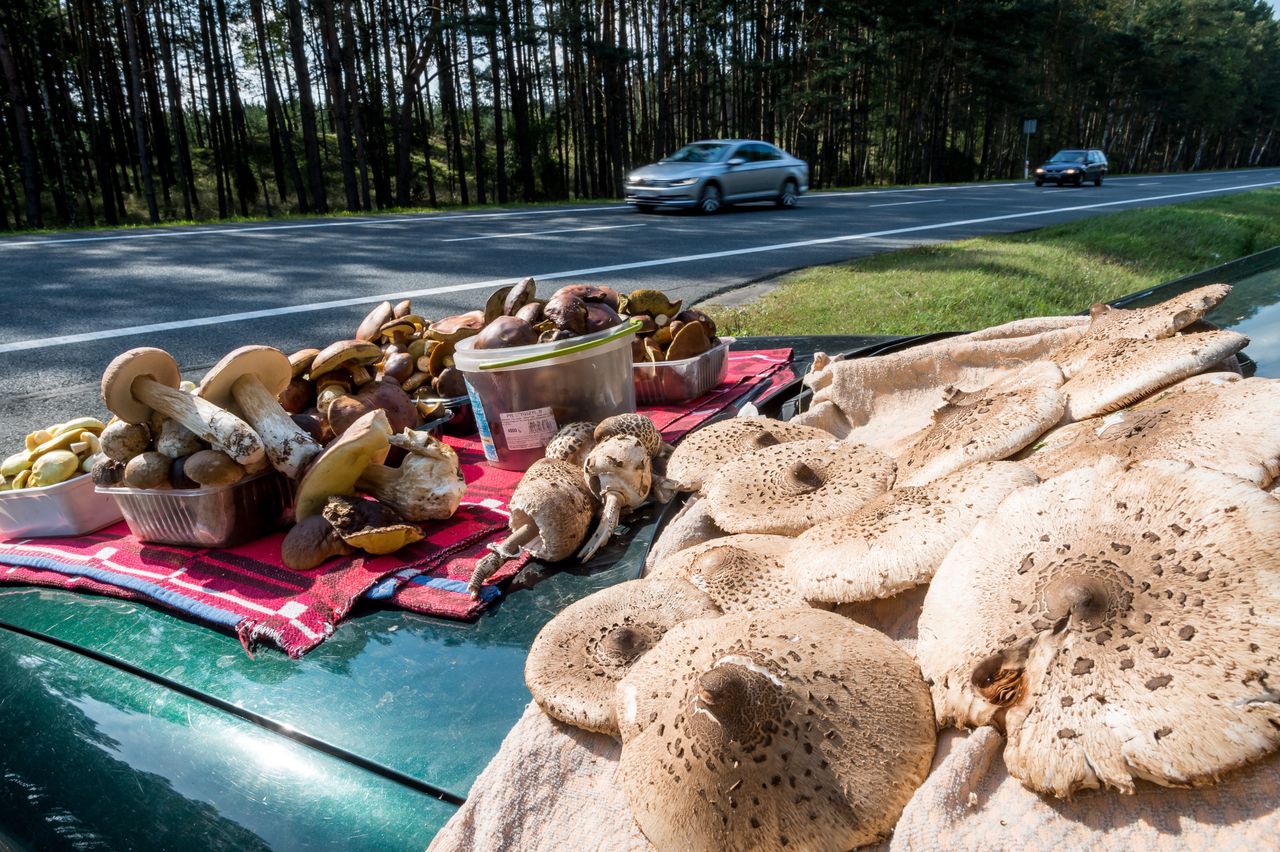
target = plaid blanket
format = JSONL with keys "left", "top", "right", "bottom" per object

{"left": 0, "top": 349, "right": 793, "bottom": 656}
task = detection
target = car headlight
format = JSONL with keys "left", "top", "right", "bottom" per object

{"left": 1035, "top": 168, "right": 1044, "bottom": 174}
{"left": 669, "top": 178, "right": 697, "bottom": 187}
{"left": 1065, "top": 168, "right": 1077, "bottom": 174}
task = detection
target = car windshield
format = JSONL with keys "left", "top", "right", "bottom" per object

{"left": 661, "top": 143, "right": 729, "bottom": 163}
{"left": 1048, "top": 150, "right": 1087, "bottom": 163}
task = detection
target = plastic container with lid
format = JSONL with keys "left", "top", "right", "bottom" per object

{"left": 0, "top": 473, "right": 123, "bottom": 538}
{"left": 634, "top": 337, "right": 734, "bottom": 404}
{"left": 97, "top": 471, "right": 294, "bottom": 548}
{"left": 454, "top": 320, "right": 640, "bottom": 470}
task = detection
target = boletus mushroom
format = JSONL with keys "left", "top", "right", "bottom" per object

{"left": 917, "top": 458, "right": 1280, "bottom": 797}
{"left": 199, "top": 345, "right": 322, "bottom": 479}
{"left": 101, "top": 348, "right": 266, "bottom": 471}
{"left": 355, "top": 428, "right": 466, "bottom": 522}
{"left": 293, "top": 409, "right": 392, "bottom": 520}
{"left": 281, "top": 514, "right": 356, "bottom": 571}
{"left": 322, "top": 494, "right": 423, "bottom": 555}
{"left": 466, "top": 457, "right": 598, "bottom": 599}
{"left": 524, "top": 577, "right": 720, "bottom": 736}
{"left": 615, "top": 608, "right": 936, "bottom": 852}
{"left": 577, "top": 435, "right": 653, "bottom": 561}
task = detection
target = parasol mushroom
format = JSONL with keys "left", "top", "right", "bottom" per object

{"left": 792, "top": 461, "right": 1038, "bottom": 604}
{"left": 614, "top": 608, "right": 936, "bottom": 852}
{"left": 199, "top": 346, "right": 323, "bottom": 479}
{"left": 544, "top": 421, "right": 597, "bottom": 467}
{"left": 643, "top": 495, "right": 727, "bottom": 571}
{"left": 593, "top": 413, "right": 668, "bottom": 458}
{"left": 1059, "top": 329, "right": 1249, "bottom": 421}
{"left": 704, "top": 439, "right": 896, "bottom": 536}
{"left": 524, "top": 577, "right": 720, "bottom": 736}
{"left": 648, "top": 533, "right": 804, "bottom": 613}
{"left": 892, "top": 361, "right": 1065, "bottom": 487}
{"left": 1022, "top": 375, "right": 1280, "bottom": 486}
{"left": 467, "top": 458, "right": 598, "bottom": 599}
{"left": 577, "top": 435, "right": 653, "bottom": 561}
{"left": 101, "top": 348, "right": 266, "bottom": 471}
{"left": 665, "top": 417, "right": 834, "bottom": 492}
{"left": 1051, "top": 283, "right": 1232, "bottom": 377}
{"left": 917, "top": 458, "right": 1280, "bottom": 797}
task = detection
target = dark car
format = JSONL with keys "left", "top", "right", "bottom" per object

{"left": 1035, "top": 148, "right": 1107, "bottom": 186}
{"left": 1, "top": 255, "right": 1278, "bottom": 848}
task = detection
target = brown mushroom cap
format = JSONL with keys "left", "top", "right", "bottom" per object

{"left": 643, "top": 495, "right": 727, "bottom": 571}
{"left": 594, "top": 413, "right": 663, "bottom": 458}
{"left": 101, "top": 347, "right": 183, "bottom": 424}
{"left": 1024, "top": 375, "right": 1280, "bottom": 486}
{"left": 524, "top": 578, "right": 720, "bottom": 736}
{"left": 1052, "top": 284, "right": 1232, "bottom": 377}
{"left": 704, "top": 439, "right": 896, "bottom": 536}
{"left": 793, "top": 461, "right": 1039, "bottom": 603}
{"left": 294, "top": 409, "right": 392, "bottom": 519}
{"left": 893, "top": 361, "right": 1065, "bottom": 487}
{"left": 281, "top": 514, "right": 355, "bottom": 570}
{"left": 198, "top": 345, "right": 293, "bottom": 408}
{"left": 356, "top": 301, "right": 395, "bottom": 341}
{"left": 615, "top": 608, "right": 936, "bottom": 851}
{"left": 666, "top": 417, "right": 834, "bottom": 492}
{"left": 288, "top": 348, "right": 320, "bottom": 378}
{"left": 1060, "top": 329, "right": 1249, "bottom": 422}
{"left": 917, "top": 458, "right": 1280, "bottom": 797}
{"left": 184, "top": 449, "right": 245, "bottom": 486}
{"left": 309, "top": 340, "right": 383, "bottom": 379}
{"left": 648, "top": 534, "right": 805, "bottom": 613}
{"left": 322, "top": 494, "right": 423, "bottom": 555}
{"left": 509, "top": 457, "right": 597, "bottom": 561}
{"left": 544, "top": 421, "right": 597, "bottom": 467}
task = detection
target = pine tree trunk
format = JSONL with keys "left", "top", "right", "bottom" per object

{"left": 122, "top": 0, "right": 160, "bottom": 223}
{"left": 285, "top": 0, "right": 328, "bottom": 212}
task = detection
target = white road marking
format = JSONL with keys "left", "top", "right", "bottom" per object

{"left": 867, "top": 199, "right": 947, "bottom": 208}
{"left": 0, "top": 205, "right": 628, "bottom": 249}
{"left": 2, "top": 177, "right": 1278, "bottom": 355}
{"left": 441, "top": 223, "right": 646, "bottom": 242}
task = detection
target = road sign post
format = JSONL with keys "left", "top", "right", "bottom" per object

{"left": 1023, "top": 119, "right": 1037, "bottom": 179}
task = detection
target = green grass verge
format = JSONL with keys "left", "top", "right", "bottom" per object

{"left": 707, "top": 188, "right": 1280, "bottom": 336}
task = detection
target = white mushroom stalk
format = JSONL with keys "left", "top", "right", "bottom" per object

{"left": 578, "top": 435, "right": 652, "bottom": 561}
{"left": 102, "top": 347, "right": 266, "bottom": 471}
{"left": 468, "top": 524, "right": 538, "bottom": 598}
{"left": 356, "top": 429, "right": 465, "bottom": 521}
{"left": 199, "top": 346, "right": 322, "bottom": 479}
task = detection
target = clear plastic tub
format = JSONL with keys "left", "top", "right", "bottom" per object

{"left": 634, "top": 337, "right": 734, "bottom": 404}
{"left": 97, "top": 471, "right": 294, "bottom": 548}
{"left": 0, "top": 473, "right": 123, "bottom": 538}
{"left": 454, "top": 320, "right": 640, "bottom": 470}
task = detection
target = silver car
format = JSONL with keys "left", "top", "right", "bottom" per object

{"left": 624, "top": 140, "right": 810, "bottom": 213}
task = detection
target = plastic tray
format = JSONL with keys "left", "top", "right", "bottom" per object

{"left": 634, "top": 337, "right": 733, "bottom": 404}
{"left": 0, "top": 473, "right": 123, "bottom": 538}
{"left": 97, "top": 471, "right": 294, "bottom": 548}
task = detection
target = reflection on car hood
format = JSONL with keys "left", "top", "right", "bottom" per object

{"left": 628, "top": 161, "right": 718, "bottom": 180}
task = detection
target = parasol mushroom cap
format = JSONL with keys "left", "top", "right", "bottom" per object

{"left": 1052, "top": 284, "right": 1232, "bottom": 377}
{"left": 917, "top": 458, "right": 1280, "bottom": 797}
{"left": 594, "top": 413, "right": 664, "bottom": 458}
{"left": 198, "top": 345, "right": 293, "bottom": 408}
{"left": 666, "top": 417, "right": 835, "bottom": 492}
{"left": 1060, "top": 329, "right": 1249, "bottom": 422}
{"left": 792, "top": 461, "right": 1038, "bottom": 603}
{"left": 704, "top": 439, "right": 896, "bottom": 536}
{"left": 1024, "top": 375, "right": 1280, "bottom": 486}
{"left": 544, "top": 421, "right": 597, "bottom": 467}
{"left": 293, "top": 409, "right": 392, "bottom": 519}
{"left": 525, "top": 577, "right": 720, "bottom": 736}
{"left": 893, "top": 361, "right": 1065, "bottom": 487}
{"left": 509, "top": 457, "right": 598, "bottom": 562}
{"left": 643, "top": 495, "right": 728, "bottom": 571}
{"left": 101, "top": 347, "right": 183, "bottom": 424}
{"left": 648, "top": 534, "right": 805, "bottom": 613}
{"left": 615, "top": 608, "right": 936, "bottom": 851}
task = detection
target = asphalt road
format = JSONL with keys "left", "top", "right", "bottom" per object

{"left": 2, "top": 166, "right": 1279, "bottom": 449}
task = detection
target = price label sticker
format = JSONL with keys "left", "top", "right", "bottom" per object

{"left": 499, "top": 407, "right": 559, "bottom": 451}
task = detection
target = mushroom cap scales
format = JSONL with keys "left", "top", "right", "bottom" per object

{"left": 649, "top": 534, "right": 803, "bottom": 613}
{"left": 794, "top": 461, "right": 1039, "bottom": 603}
{"left": 665, "top": 417, "right": 834, "bottom": 492}
{"left": 524, "top": 578, "right": 720, "bottom": 736}
{"left": 705, "top": 439, "right": 896, "bottom": 536}
{"left": 918, "top": 458, "right": 1280, "bottom": 797}
{"left": 509, "top": 458, "right": 596, "bottom": 561}
{"left": 615, "top": 608, "right": 936, "bottom": 851}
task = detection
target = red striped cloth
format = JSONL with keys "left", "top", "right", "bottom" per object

{"left": 0, "top": 349, "right": 793, "bottom": 656}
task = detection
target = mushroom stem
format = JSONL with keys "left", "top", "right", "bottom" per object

{"left": 231, "top": 374, "right": 322, "bottom": 479}
{"left": 468, "top": 523, "right": 538, "bottom": 599}
{"left": 578, "top": 491, "right": 624, "bottom": 562}
{"left": 132, "top": 375, "right": 266, "bottom": 469}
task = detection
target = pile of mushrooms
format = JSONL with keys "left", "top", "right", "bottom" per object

{"left": 466, "top": 413, "right": 674, "bottom": 598}
{"left": 617, "top": 287, "right": 721, "bottom": 363}
{"left": 512, "top": 283, "right": 1280, "bottom": 848}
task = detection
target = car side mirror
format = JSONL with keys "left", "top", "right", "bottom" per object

{"left": 726, "top": 157, "right": 745, "bottom": 167}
